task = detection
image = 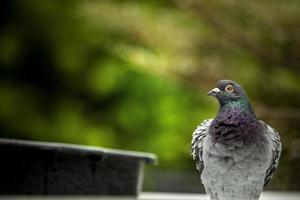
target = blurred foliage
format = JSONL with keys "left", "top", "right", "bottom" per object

{"left": 1, "top": 0, "right": 300, "bottom": 191}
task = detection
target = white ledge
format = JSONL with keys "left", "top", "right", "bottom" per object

{"left": 1, "top": 192, "right": 300, "bottom": 200}
{"left": 140, "top": 192, "right": 300, "bottom": 200}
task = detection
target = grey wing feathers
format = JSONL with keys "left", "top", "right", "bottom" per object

{"left": 191, "top": 119, "right": 212, "bottom": 174}
{"left": 262, "top": 121, "right": 282, "bottom": 187}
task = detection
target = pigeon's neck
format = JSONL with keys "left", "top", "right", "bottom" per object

{"left": 210, "top": 100, "right": 260, "bottom": 142}
{"left": 219, "top": 100, "right": 257, "bottom": 119}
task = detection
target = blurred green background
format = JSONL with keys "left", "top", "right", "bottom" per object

{"left": 1, "top": 0, "right": 300, "bottom": 192}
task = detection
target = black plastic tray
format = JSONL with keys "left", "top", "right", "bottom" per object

{"left": 0, "top": 138, "right": 157, "bottom": 195}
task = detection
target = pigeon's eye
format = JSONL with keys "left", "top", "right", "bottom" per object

{"left": 225, "top": 85, "right": 234, "bottom": 93}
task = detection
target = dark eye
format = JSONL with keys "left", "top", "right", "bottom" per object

{"left": 225, "top": 84, "right": 234, "bottom": 93}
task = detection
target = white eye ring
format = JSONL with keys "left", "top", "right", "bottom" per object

{"left": 225, "top": 85, "right": 234, "bottom": 93}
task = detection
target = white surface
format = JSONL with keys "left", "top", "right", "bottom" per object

{"left": 141, "top": 192, "right": 300, "bottom": 200}
{"left": 1, "top": 192, "right": 300, "bottom": 200}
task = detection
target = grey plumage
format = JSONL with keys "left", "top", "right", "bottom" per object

{"left": 191, "top": 80, "right": 282, "bottom": 200}
{"left": 261, "top": 121, "right": 282, "bottom": 188}
{"left": 191, "top": 119, "right": 212, "bottom": 173}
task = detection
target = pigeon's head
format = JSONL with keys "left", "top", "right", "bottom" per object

{"left": 208, "top": 80, "right": 248, "bottom": 106}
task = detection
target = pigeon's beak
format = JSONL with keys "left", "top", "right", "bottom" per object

{"left": 208, "top": 88, "right": 221, "bottom": 96}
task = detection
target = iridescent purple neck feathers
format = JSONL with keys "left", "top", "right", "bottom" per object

{"left": 210, "top": 104, "right": 260, "bottom": 143}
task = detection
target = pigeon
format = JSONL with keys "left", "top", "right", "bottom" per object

{"left": 191, "top": 80, "right": 281, "bottom": 200}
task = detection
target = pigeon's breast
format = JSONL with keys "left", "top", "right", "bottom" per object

{"left": 201, "top": 134, "right": 271, "bottom": 200}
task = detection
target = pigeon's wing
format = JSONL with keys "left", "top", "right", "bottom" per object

{"left": 261, "top": 120, "right": 282, "bottom": 188}
{"left": 191, "top": 119, "right": 213, "bottom": 175}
